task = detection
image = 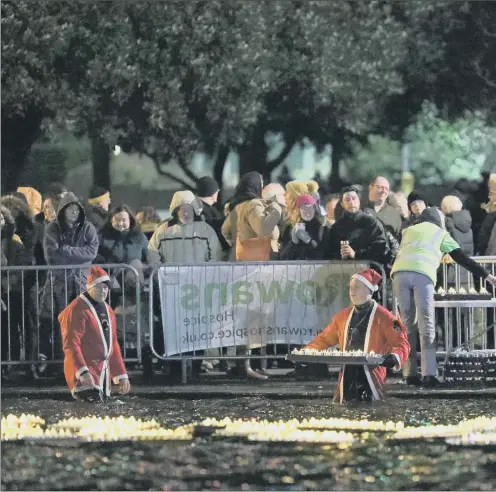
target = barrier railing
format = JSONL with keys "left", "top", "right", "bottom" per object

{"left": 148, "top": 260, "right": 387, "bottom": 383}
{"left": 1, "top": 264, "right": 143, "bottom": 368}
{"left": 436, "top": 256, "right": 496, "bottom": 353}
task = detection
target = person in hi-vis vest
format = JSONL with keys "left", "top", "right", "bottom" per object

{"left": 391, "top": 207, "right": 496, "bottom": 387}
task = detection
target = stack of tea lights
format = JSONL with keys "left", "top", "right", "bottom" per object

{"left": 291, "top": 348, "right": 377, "bottom": 357}
{"left": 444, "top": 350, "right": 496, "bottom": 385}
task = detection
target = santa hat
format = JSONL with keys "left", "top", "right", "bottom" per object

{"left": 351, "top": 269, "right": 382, "bottom": 292}
{"left": 296, "top": 194, "right": 317, "bottom": 208}
{"left": 86, "top": 266, "right": 110, "bottom": 289}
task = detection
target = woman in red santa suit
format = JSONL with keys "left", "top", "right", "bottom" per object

{"left": 305, "top": 269, "right": 410, "bottom": 404}
{"left": 58, "top": 266, "right": 130, "bottom": 402}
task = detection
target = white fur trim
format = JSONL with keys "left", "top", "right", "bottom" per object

{"left": 392, "top": 353, "right": 402, "bottom": 372}
{"left": 76, "top": 366, "right": 89, "bottom": 379}
{"left": 352, "top": 274, "right": 378, "bottom": 292}
{"left": 113, "top": 374, "right": 128, "bottom": 384}
{"left": 86, "top": 275, "right": 110, "bottom": 290}
{"left": 363, "top": 301, "right": 380, "bottom": 401}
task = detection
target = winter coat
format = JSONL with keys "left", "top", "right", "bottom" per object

{"left": 364, "top": 199, "right": 403, "bottom": 239}
{"left": 98, "top": 222, "right": 148, "bottom": 265}
{"left": 327, "top": 211, "right": 389, "bottom": 268}
{"left": 1, "top": 205, "right": 31, "bottom": 294}
{"left": 148, "top": 217, "right": 222, "bottom": 268}
{"left": 42, "top": 192, "right": 99, "bottom": 312}
{"left": 85, "top": 203, "right": 108, "bottom": 232}
{"left": 59, "top": 294, "right": 127, "bottom": 397}
{"left": 200, "top": 200, "right": 229, "bottom": 251}
{"left": 279, "top": 218, "right": 332, "bottom": 261}
{"left": 444, "top": 210, "right": 474, "bottom": 285}
{"left": 478, "top": 212, "right": 496, "bottom": 255}
{"left": 221, "top": 198, "right": 281, "bottom": 261}
{"left": 0, "top": 194, "right": 41, "bottom": 264}
{"left": 306, "top": 301, "right": 410, "bottom": 403}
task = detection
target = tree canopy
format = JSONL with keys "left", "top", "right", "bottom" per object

{"left": 2, "top": 0, "right": 496, "bottom": 193}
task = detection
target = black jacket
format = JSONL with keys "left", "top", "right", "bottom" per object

{"left": 200, "top": 200, "right": 229, "bottom": 251}
{"left": 85, "top": 203, "right": 108, "bottom": 232}
{"left": 478, "top": 212, "right": 496, "bottom": 255}
{"left": 328, "top": 211, "right": 388, "bottom": 267}
{"left": 445, "top": 210, "right": 474, "bottom": 285}
{"left": 98, "top": 221, "right": 148, "bottom": 264}
{"left": 279, "top": 219, "right": 332, "bottom": 261}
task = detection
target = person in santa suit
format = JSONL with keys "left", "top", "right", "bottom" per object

{"left": 58, "top": 266, "right": 130, "bottom": 402}
{"left": 305, "top": 269, "right": 410, "bottom": 404}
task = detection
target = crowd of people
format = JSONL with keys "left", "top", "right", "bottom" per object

{"left": 2, "top": 171, "right": 496, "bottom": 384}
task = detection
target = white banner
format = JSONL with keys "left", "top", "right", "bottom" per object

{"left": 158, "top": 262, "right": 370, "bottom": 356}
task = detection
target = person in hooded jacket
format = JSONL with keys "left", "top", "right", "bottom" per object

{"left": 147, "top": 191, "right": 222, "bottom": 381}
{"left": 148, "top": 191, "right": 222, "bottom": 268}
{"left": 222, "top": 171, "right": 283, "bottom": 262}
{"left": 1, "top": 205, "right": 31, "bottom": 376}
{"left": 279, "top": 194, "right": 331, "bottom": 261}
{"left": 391, "top": 206, "right": 496, "bottom": 388}
{"left": 0, "top": 193, "right": 39, "bottom": 265}
{"left": 221, "top": 172, "right": 283, "bottom": 380}
{"left": 39, "top": 192, "right": 99, "bottom": 367}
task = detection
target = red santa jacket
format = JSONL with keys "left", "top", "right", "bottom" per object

{"left": 306, "top": 301, "right": 410, "bottom": 403}
{"left": 58, "top": 293, "right": 127, "bottom": 397}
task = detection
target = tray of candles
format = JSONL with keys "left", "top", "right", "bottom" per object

{"left": 434, "top": 287, "right": 493, "bottom": 301}
{"left": 286, "top": 348, "right": 385, "bottom": 367}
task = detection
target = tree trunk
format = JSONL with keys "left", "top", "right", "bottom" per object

{"left": 329, "top": 132, "right": 346, "bottom": 192}
{"left": 213, "top": 144, "right": 230, "bottom": 202}
{"left": 1, "top": 107, "right": 43, "bottom": 193}
{"left": 89, "top": 129, "right": 111, "bottom": 190}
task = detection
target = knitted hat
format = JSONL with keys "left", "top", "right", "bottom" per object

{"left": 86, "top": 266, "right": 110, "bottom": 289}
{"left": 351, "top": 269, "right": 382, "bottom": 292}
{"left": 407, "top": 191, "right": 426, "bottom": 209}
{"left": 286, "top": 180, "right": 319, "bottom": 199}
{"left": 169, "top": 190, "right": 196, "bottom": 214}
{"left": 296, "top": 194, "right": 317, "bottom": 208}
{"left": 88, "top": 186, "right": 110, "bottom": 206}
{"left": 196, "top": 177, "right": 219, "bottom": 198}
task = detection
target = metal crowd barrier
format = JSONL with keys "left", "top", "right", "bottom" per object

{"left": 1, "top": 264, "right": 143, "bottom": 369}
{"left": 436, "top": 256, "right": 496, "bottom": 354}
{"left": 148, "top": 260, "right": 387, "bottom": 383}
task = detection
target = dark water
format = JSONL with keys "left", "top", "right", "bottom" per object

{"left": 2, "top": 396, "right": 496, "bottom": 491}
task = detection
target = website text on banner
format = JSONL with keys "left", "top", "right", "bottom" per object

{"left": 158, "top": 262, "right": 372, "bottom": 357}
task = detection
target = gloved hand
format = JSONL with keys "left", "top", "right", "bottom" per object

{"left": 381, "top": 353, "right": 398, "bottom": 369}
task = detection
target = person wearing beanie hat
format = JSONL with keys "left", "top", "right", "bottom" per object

{"left": 391, "top": 206, "right": 496, "bottom": 387}
{"left": 407, "top": 191, "right": 427, "bottom": 217}
{"left": 58, "top": 266, "right": 130, "bottom": 402}
{"left": 304, "top": 269, "right": 410, "bottom": 404}
{"left": 86, "top": 186, "right": 111, "bottom": 231}
{"left": 195, "top": 177, "right": 229, "bottom": 253}
{"left": 197, "top": 176, "right": 220, "bottom": 199}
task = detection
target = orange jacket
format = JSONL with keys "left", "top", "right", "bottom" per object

{"left": 58, "top": 294, "right": 127, "bottom": 397}
{"left": 306, "top": 301, "right": 410, "bottom": 403}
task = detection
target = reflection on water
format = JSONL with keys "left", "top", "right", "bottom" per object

{"left": 2, "top": 396, "right": 496, "bottom": 491}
